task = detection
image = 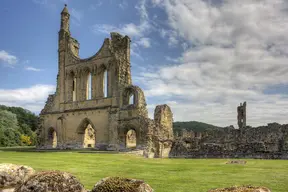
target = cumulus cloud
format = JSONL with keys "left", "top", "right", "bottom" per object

{"left": 135, "top": 0, "right": 288, "bottom": 127}
{"left": 0, "top": 50, "right": 18, "bottom": 65}
{"left": 93, "top": 21, "right": 150, "bottom": 39}
{"left": 136, "top": 37, "right": 151, "bottom": 48}
{"left": 92, "top": 0, "right": 153, "bottom": 53}
{"left": 0, "top": 85, "right": 55, "bottom": 113}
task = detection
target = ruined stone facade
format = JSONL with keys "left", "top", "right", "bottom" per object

{"left": 37, "top": 5, "right": 174, "bottom": 156}
{"left": 237, "top": 101, "right": 246, "bottom": 129}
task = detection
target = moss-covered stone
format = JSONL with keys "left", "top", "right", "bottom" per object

{"left": 15, "top": 170, "right": 86, "bottom": 192}
{"left": 0, "top": 163, "right": 35, "bottom": 190}
{"left": 91, "top": 177, "right": 153, "bottom": 192}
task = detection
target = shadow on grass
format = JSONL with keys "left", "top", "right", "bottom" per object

{"left": 0, "top": 147, "right": 119, "bottom": 154}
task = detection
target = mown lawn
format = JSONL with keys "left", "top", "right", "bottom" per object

{"left": 0, "top": 150, "right": 287, "bottom": 192}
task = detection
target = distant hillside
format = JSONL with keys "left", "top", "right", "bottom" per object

{"left": 173, "top": 121, "right": 222, "bottom": 134}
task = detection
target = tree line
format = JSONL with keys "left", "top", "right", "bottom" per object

{"left": 0, "top": 105, "right": 38, "bottom": 147}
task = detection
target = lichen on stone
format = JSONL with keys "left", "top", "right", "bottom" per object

{"left": 91, "top": 177, "right": 153, "bottom": 192}
{"left": 15, "top": 170, "right": 86, "bottom": 192}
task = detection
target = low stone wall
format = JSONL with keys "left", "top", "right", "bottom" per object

{"left": 170, "top": 123, "right": 288, "bottom": 159}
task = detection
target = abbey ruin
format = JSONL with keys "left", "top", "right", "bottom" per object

{"left": 37, "top": 5, "right": 173, "bottom": 158}
{"left": 37, "top": 5, "right": 288, "bottom": 159}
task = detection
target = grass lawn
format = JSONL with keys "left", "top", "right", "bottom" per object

{"left": 0, "top": 150, "right": 287, "bottom": 192}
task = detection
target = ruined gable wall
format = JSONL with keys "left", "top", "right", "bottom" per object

{"left": 170, "top": 124, "right": 288, "bottom": 159}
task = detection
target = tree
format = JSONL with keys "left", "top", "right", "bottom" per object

{"left": 0, "top": 105, "right": 38, "bottom": 131}
{"left": 0, "top": 109, "right": 21, "bottom": 146}
{"left": 0, "top": 105, "right": 39, "bottom": 147}
{"left": 20, "top": 135, "right": 32, "bottom": 146}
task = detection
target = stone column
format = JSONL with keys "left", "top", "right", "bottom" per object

{"left": 96, "top": 71, "right": 104, "bottom": 98}
{"left": 92, "top": 72, "right": 97, "bottom": 99}
{"left": 76, "top": 74, "right": 81, "bottom": 101}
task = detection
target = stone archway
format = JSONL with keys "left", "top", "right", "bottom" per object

{"left": 77, "top": 118, "right": 96, "bottom": 148}
{"left": 48, "top": 127, "right": 57, "bottom": 148}
{"left": 126, "top": 129, "right": 137, "bottom": 148}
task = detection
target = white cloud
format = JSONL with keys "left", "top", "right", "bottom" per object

{"left": 93, "top": 22, "right": 150, "bottom": 39}
{"left": 92, "top": 0, "right": 153, "bottom": 54}
{"left": 136, "top": 37, "right": 151, "bottom": 48}
{"left": 0, "top": 50, "right": 18, "bottom": 65}
{"left": 158, "top": 29, "right": 180, "bottom": 47}
{"left": 0, "top": 85, "right": 55, "bottom": 113}
{"left": 25, "top": 66, "right": 43, "bottom": 72}
{"left": 134, "top": 0, "right": 288, "bottom": 127}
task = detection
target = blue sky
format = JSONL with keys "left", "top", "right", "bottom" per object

{"left": 1, "top": 0, "right": 288, "bottom": 127}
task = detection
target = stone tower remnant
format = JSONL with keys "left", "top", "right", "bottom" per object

{"left": 37, "top": 5, "right": 174, "bottom": 156}
{"left": 237, "top": 101, "right": 246, "bottom": 129}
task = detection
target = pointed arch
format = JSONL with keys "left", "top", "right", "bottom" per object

{"left": 76, "top": 118, "right": 96, "bottom": 148}
{"left": 77, "top": 118, "right": 95, "bottom": 134}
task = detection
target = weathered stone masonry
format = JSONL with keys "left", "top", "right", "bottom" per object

{"left": 37, "top": 5, "right": 174, "bottom": 157}
{"left": 170, "top": 103, "right": 288, "bottom": 159}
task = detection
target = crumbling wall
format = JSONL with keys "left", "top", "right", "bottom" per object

{"left": 170, "top": 123, "right": 288, "bottom": 159}
{"left": 144, "top": 104, "right": 174, "bottom": 158}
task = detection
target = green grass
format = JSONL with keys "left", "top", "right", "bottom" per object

{"left": 0, "top": 151, "right": 287, "bottom": 192}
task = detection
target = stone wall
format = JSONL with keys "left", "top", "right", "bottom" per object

{"left": 170, "top": 123, "right": 288, "bottom": 159}
{"left": 144, "top": 105, "right": 174, "bottom": 158}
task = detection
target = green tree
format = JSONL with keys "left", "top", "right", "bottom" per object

{"left": 0, "top": 105, "right": 39, "bottom": 147}
{"left": 0, "top": 105, "right": 38, "bottom": 131}
{"left": 0, "top": 109, "right": 21, "bottom": 146}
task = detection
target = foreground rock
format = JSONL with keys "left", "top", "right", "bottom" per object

{"left": 208, "top": 185, "right": 271, "bottom": 192}
{"left": 0, "top": 163, "right": 35, "bottom": 190}
{"left": 15, "top": 171, "right": 86, "bottom": 192}
{"left": 91, "top": 177, "right": 154, "bottom": 192}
